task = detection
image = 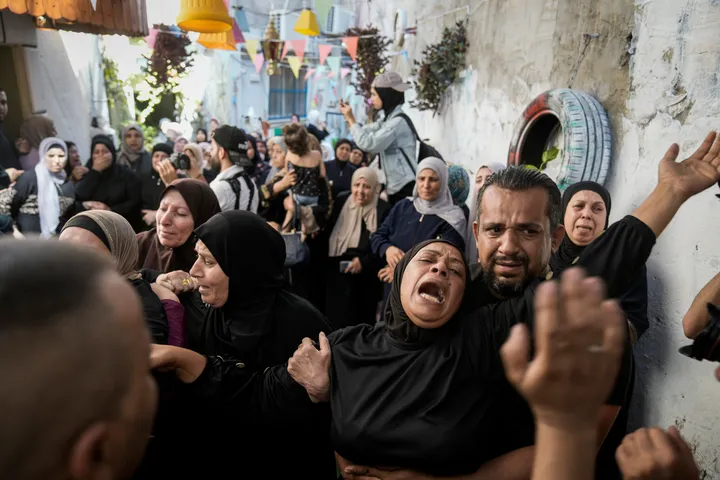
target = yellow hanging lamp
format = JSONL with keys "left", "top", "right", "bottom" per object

{"left": 177, "top": 0, "right": 233, "bottom": 34}
{"left": 294, "top": 7, "right": 320, "bottom": 36}
{"left": 198, "top": 30, "right": 237, "bottom": 51}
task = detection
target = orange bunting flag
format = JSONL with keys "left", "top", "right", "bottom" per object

{"left": 281, "top": 42, "right": 291, "bottom": 60}
{"left": 342, "top": 36, "right": 359, "bottom": 62}
{"left": 290, "top": 40, "right": 306, "bottom": 64}
{"left": 318, "top": 44, "right": 333, "bottom": 65}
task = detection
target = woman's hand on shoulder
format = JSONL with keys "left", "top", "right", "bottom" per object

{"left": 156, "top": 270, "right": 198, "bottom": 294}
{"left": 287, "top": 332, "right": 331, "bottom": 403}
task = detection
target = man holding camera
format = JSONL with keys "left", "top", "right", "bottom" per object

{"left": 209, "top": 125, "right": 259, "bottom": 214}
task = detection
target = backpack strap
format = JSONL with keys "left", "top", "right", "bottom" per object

{"left": 394, "top": 113, "right": 418, "bottom": 174}
{"left": 396, "top": 112, "right": 421, "bottom": 141}
{"left": 224, "top": 171, "right": 256, "bottom": 211}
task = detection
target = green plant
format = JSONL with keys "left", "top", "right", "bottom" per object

{"left": 346, "top": 26, "right": 392, "bottom": 102}
{"left": 540, "top": 146, "right": 560, "bottom": 170}
{"left": 143, "top": 24, "right": 194, "bottom": 90}
{"left": 411, "top": 21, "right": 469, "bottom": 115}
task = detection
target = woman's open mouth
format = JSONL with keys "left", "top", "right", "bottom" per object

{"left": 418, "top": 281, "right": 446, "bottom": 304}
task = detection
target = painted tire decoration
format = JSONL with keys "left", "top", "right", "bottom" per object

{"left": 507, "top": 89, "right": 613, "bottom": 191}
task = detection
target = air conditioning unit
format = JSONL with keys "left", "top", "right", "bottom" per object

{"left": 278, "top": 9, "right": 306, "bottom": 44}
{"left": 325, "top": 6, "right": 356, "bottom": 34}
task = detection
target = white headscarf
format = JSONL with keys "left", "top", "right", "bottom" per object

{"left": 413, "top": 157, "right": 467, "bottom": 239}
{"left": 35, "top": 137, "right": 68, "bottom": 238}
{"left": 465, "top": 162, "right": 507, "bottom": 262}
{"left": 328, "top": 168, "right": 380, "bottom": 257}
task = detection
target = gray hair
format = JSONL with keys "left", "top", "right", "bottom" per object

{"left": 475, "top": 166, "right": 562, "bottom": 229}
{"left": 269, "top": 136, "right": 287, "bottom": 153}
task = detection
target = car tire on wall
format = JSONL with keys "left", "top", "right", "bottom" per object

{"left": 507, "top": 88, "right": 613, "bottom": 191}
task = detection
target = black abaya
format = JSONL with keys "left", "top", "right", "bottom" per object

{"left": 147, "top": 211, "right": 336, "bottom": 479}
{"left": 324, "top": 192, "right": 389, "bottom": 328}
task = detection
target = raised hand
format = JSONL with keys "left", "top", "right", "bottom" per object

{"left": 287, "top": 332, "right": 331, "bottom": 403}
{"left": 157, "top": 159, "right": 178, "bottom": 186}
{"left": 616, "top": 427, "right": 699, "bottom": 480}
{"left": 500, "top": 268, "right": 626, "bottom": 429}
{"left": 156, "top": 270, "right": 198, "bottom": 294}
{"left": 658, "top": 131, "right": 720, "bottom": 200}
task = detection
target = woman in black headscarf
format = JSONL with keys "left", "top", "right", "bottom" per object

{"left": 550, "top": 181, "right": 649, "bottom": 343}
{"left": 74, "top": 135, "right": 142, "bottom": 231}
{"left": 153, "top": 222, "right": 656, "bottom": 478}
{"left": 549, "top": 181, "right": 648, "bottom": 480}
{"left": 148, "top": 210, "right": 336, "bottom": 479}
{"left": 325, "top": 138, "right": 358, "bottom": 199}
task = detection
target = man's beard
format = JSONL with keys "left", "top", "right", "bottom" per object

{"left": 481, "top": 253, "right": 531, "bottom": 299}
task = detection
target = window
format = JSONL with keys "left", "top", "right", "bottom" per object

{"left": 268, "top": 67, "right": 307, "bottom": 120}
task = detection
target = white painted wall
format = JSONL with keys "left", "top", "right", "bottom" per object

{"left": 361, "top": 0, "right": 720, "bottom": 476}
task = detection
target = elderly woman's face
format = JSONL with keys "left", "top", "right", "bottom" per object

{"left": 156, "top": 190, "right": 195, "bottom": 248}
{"left": 190, "top": 239, "right": 229, "bottom": 308}
{"left": 349, "top": 148, "right": 364, "bottom": 166}
{"left": 351, "top": 177, "right": 373, "bottom": 207}
{"left": 125, "top": 129, "right": 143, "bottom": 151}
{"left": 564, "top": 190, "right": 607, "bottom": 246}
{"left": 475, "top": 167, "right": 493, "bottom": 190}
{"left": 45, "top": 147, "right": 67, "bottom": 173}
{"left": 270, "top": 144, "right": 286, "bottom": 168}
{"left": 59, "top": 227, "right": 110, "bottom": 256}
{"left": 400, "top": 242, "right": 466, "bottom": 329}
{"left": 336, "top": 143, "right": 351, "bottom": 161}
{"left": 417, "top": 168, "right": 442, "bottom": 202}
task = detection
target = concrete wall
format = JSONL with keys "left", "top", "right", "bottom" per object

{"left": 359, "top": 0, "right": 720, "bottom": 475}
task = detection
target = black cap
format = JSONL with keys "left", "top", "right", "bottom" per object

{"left": 212, "top": 125, "right": 249, "bottom": 156}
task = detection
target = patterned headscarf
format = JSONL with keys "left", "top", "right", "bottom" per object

{"left": 447, "top": 164, "right": 470, "bottom": 206}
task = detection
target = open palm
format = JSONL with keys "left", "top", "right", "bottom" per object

{"left": 659, "top": 131, "right": 720, "bottom": 199}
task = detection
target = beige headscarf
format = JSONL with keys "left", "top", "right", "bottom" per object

{"left": 328, "top": 167, "right": 379, "bottom": 257}
{"left": 63, "top": 211, "right": 141, "bottom": 280}
{"left": 116, "top": 124, "right": 146, "bottom": 166}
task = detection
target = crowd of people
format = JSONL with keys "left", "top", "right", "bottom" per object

{"left": 0, "top": 71, "right": 718, "bottom": 480}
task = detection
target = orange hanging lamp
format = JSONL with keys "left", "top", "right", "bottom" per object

{"left": 198, "top": 30, "right": 237, "bottom": 51}
{"left": 177, "top": 0, "right": 233, "bottom": 34}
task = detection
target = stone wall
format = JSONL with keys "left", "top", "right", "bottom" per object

{"left": 352, "top": 0, "right": 720, "bottom": 475}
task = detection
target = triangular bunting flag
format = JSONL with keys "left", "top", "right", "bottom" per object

{"left": 326, "top": 57, "right": 341, "bottom": 77}
{"left": 145, "top": 29, "right": 158, "bottom": 49}
{"left": 232, "top": 20, "right": 245, "bottom": 44}
{"left": 90, "top": 0, "right": 97, "bottom": 10}
{"left": 290, "top": 40, "right": 306, "bottom": 64}
{"left": 281, "top": 42, "right": 291, "bottom": 60}
{"left": 235, "top": 7, "right": 250, "bottom": 32}
{"left": 245, "top": 39, "right": 259, "bottom": 62}
{"left": 253, "top": 53, "right": 265, "bottom": 73}
{"left": 342, "top": 37, "right": 359, "bottom": 62}
{"left": 287, "top": 55, "right": 302, "bottom": 79}
{"left": 341, "top": 67, "right": 351, "bottom": 79}
{"left": 315, "top": 0, "right": 332, "bottom": 29}
{"left": 304, "top": 68, "right": 317, "bottom": 81}
{"left": 318, "top": 44, "right": 333, "bottom": 65}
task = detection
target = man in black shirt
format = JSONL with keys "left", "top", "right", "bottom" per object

{"left": 464, "top": 133, "right": 720, "bottom": 479}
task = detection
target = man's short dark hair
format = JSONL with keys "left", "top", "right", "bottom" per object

{"left": 0, "top": 240, "right": 133, "bottom": 480}
{"left": 476, "top": 166, "right": 562, "bottom": 228}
